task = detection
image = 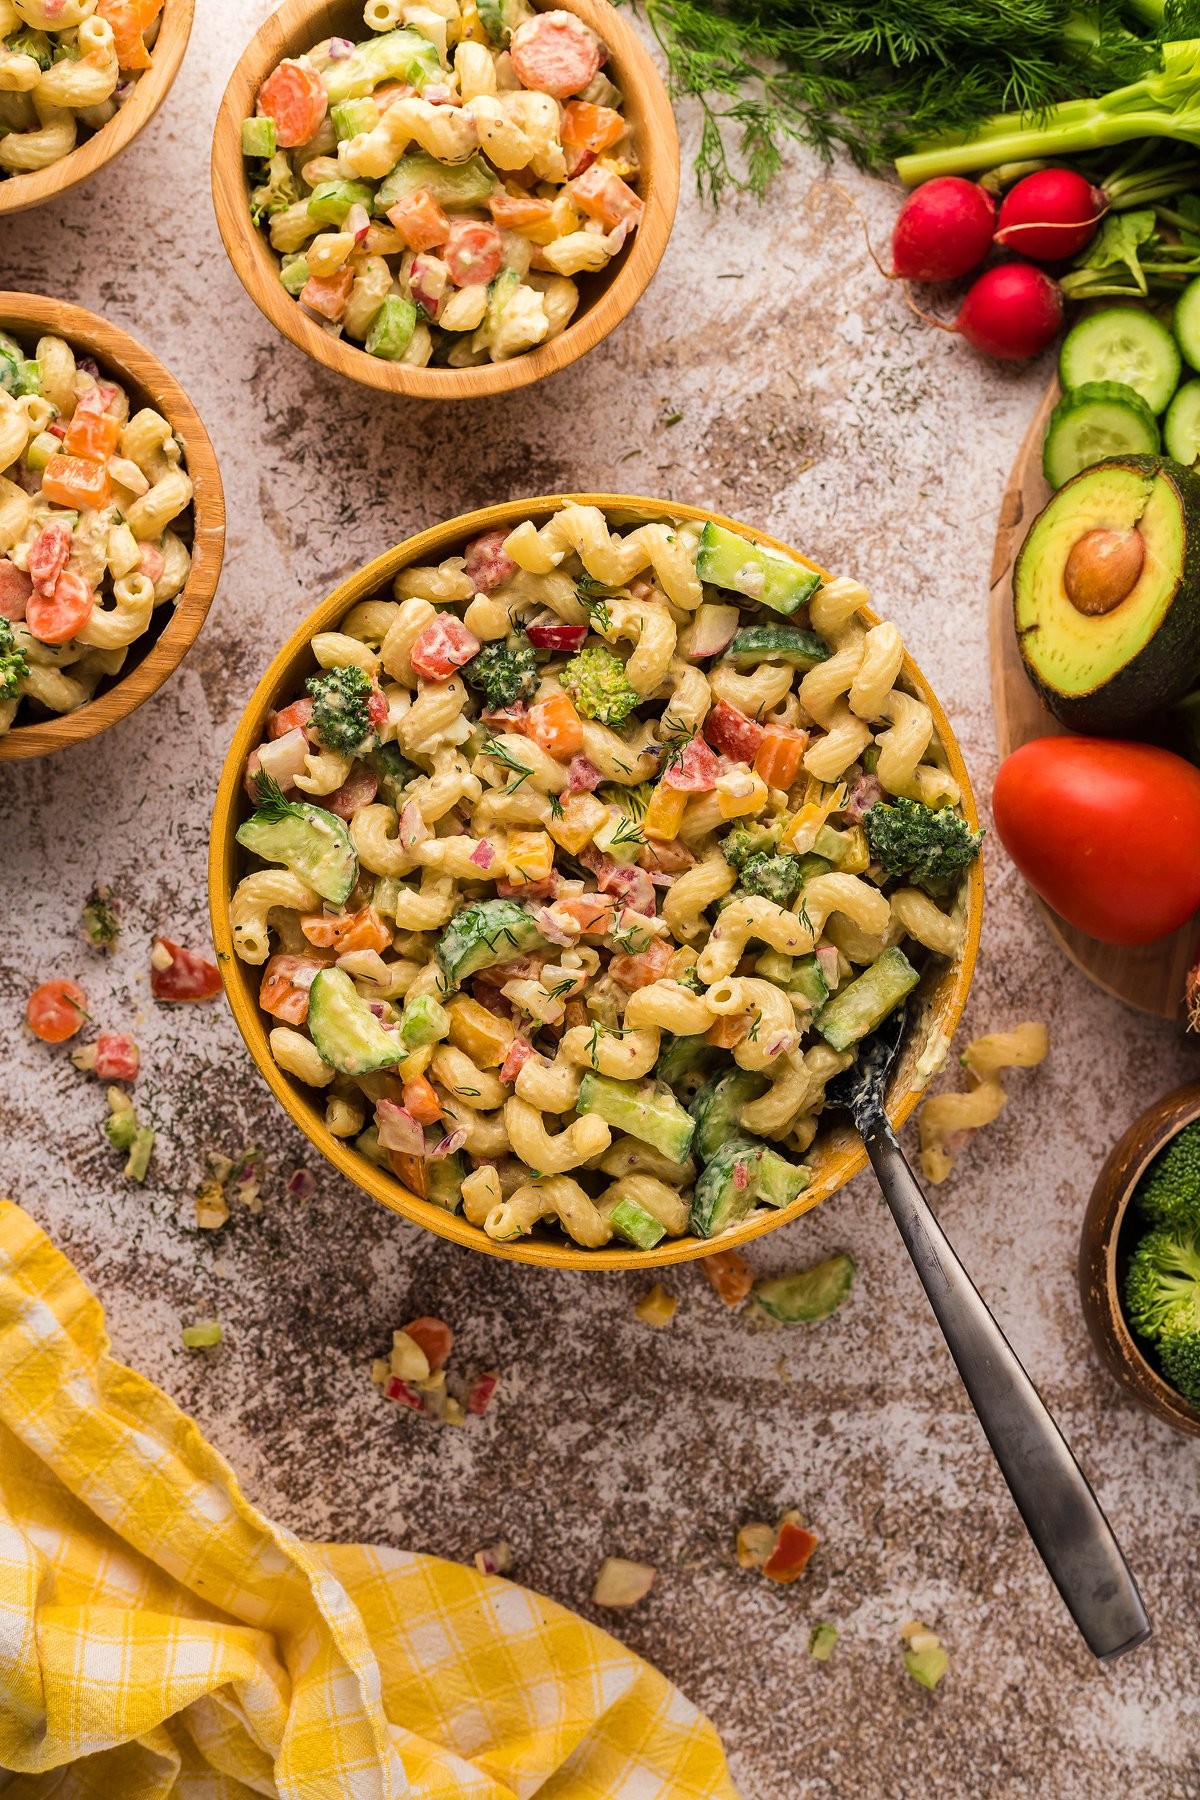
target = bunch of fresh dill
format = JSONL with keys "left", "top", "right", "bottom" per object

{"left": 632, "top": 0, "right": 1182, "bottom": 199}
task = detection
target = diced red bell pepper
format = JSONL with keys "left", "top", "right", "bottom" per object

{"left": 410, "top": 614, "right": 481, "bottom": 681}
{"left": 383, "top": 1376, "right": 425, "bottom": 1410}
{"left": 151, "top": 939, "right": 222, "bottom": 1002}
{"left": 499, "top": 1036, "right": 537, "bottom": 1083}
{"left": 269, "top": 697, "right": 314, "bottom": 739}
{"left": 27, "top": 519, "right": 72, "bottom": 598}
{"left": 608, "top": 938, "right": 672, "bottom": 990}
{"left": 663, "top": 736, "right": 721, "bottom": 792}
{"left": 93, "top": 1032, "right": 140, "bottom": 1082}
{"left": 703, "top": 699, "right": 765, "bottom": 763}
{"left": 315, "top": 764, "right": 378, "bottom": 820}
{"left": 762, "top": 1521, "right": 819, "bottom": 1584}
{"left": 465, "top": 1372, "right": 500, "bottom": 1415}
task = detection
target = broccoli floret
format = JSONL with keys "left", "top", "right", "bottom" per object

{"left": 1135, "top": 1121, "right": 1200, "bottom": 1232}
{"left": 739, "top": 852, "right": 803, "bottom": 907}
{"left": 0, "top": 615, "right": 28, "bottom": 701}
{"left": 720, "top": 819, "right": 782, "bottom": 871}
{"left": 250, "top": 150, "right": 299, "bottom": 224}
{"left": 306, "top": 664, "right": 376, "bottom": 755}
{"left": 464, "top": 636, "right": 537, "bottom": 710}
{"left": 561, "top": 644, "right": 639, "bottom": 727}
{"left": 1159, "top": 1322, "right": 1200, "bottom": 1409}
{"left": 366, "top": 742, "right": 420, "bottom": 808}
{"left": 1124, "top": 1225, "right": 1200, "bottom": 1340}
{"left": 863, "top": 796, "right": 983, "bottom": 899}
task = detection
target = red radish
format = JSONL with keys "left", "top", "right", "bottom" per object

{"left": 995, "top": 168, "right": 1104, "bottom": 262}
{"left": 890, "top": 178, "right": 996, "bottom": 281}
{"left": 956, "top": 263, "right": 1063, "bottom": 360}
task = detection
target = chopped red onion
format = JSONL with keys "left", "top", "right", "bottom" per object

{"left": 466, "top": 1372, "right": 499, "bottom": 1415}
{"left": 430, "top": 1128, "right": 466, "bottom": 1160}
{"left": 816, "top": 945, "right": 840, "bottom": 985}
{"left": 398, "top": 799, "right": 429, "bottom": 848}
{"left": 287, "top": 1168, "right": 317, "bottom": 1201}
{"left": 534, "top": 907, "right": 575, "bottom": 946}
{"left": 567, "top": 755, "right": 602, "bottom": 793}
{"left": 469, "top": 840, "right": 496, "bottom": 870}
{"left": 376, "top": 1101, "right": 424, "bottom": 1155}
{"left": 733, "top": 1159, "right": 749, "bottom": 1190}
{"left": 765, "top": 1033, "right": 792, "bottom": 1058}
{"left": 328, "top": 35, "right": 354, "bottom": 56}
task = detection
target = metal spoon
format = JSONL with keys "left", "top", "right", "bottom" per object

{"left": 825, "top": 1005, "right": 1151, "bottom": 1663}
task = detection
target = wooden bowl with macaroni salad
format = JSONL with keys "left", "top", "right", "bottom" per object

{"left": 0, "top": 292, "right": 224, "bottom": 761}
{"left": 0, "top": 0, "right": 194, "bottom": 219}
{"left": 210, "top": 0, "right": 678, "bottom": 397}
{"left": 209, "top": 495, "right": 983, "bottom": 1270}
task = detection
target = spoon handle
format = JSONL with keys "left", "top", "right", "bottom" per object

{"left": 861, "top": 1113, "right": 1150, "bottom": 1663}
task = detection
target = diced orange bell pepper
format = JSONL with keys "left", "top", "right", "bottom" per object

{"left": 754, "top": 726, "right": 808, "bottom": 792}
{"left": 488, "top": 191, "right": 554, "bottom": 230}
{"left": 526, "top": 692, "right": 583, "bottom": 760}
{"left": 762, "top": 1521, "right": 819, "bottom": 1584}
{"left": 553, "top": 893, "right": 615, "bottom": 936}
{"left": 402, "top": 1074, "right": 443, "bottom": 1125}
{"left": 571, "top": 164, "right": 644, "bottom": 231}
{"left": 41, "top": 455, "right": 111, "bottom": 511}
{"left": 504, "top": 829, "right": 555, "bottom": 887}
{"left": 301, "top": 268, "right": 354, "bottom": 322}
{"left": 548, "top": 792, "right": 608, "bottom": 855}
{"left": 63, "top": 408, "right": 121, "bottom": 463}
{"left": 97, "top": 0, "right": 158, "bottom": 70}
{"left": 388, "top": 1150, "right": 427, "bottom": 1197}
{"left": 300, "top": 906, "right": 391, "bottom": 953}
{"left": 706, "top": 1014, "right": 749, "bottom": 1050}
{"left": 561, "top": 101, "right": 627, "bottom": 153}
{"left": 702, "top": 1248, "right": 754, "bottom": 1307}
{"left": 608, "top": 938, "right": 672, "bottom": 991}
{"left": 642, "top": 783, "right": 687, "bottom": 842}
{"left": 446, "top": 994, "right": 514, "bottom": 1067}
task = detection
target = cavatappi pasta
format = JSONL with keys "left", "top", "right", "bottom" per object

{"left": 918, "top": 1022, "right": 1049, "bottom": 1185}
{"left": 240, "top": 0, "right": 641, "bottom": 368}
{"left": 0, "top": 327, "right": 193, "bottom": 733}
{"left": 228, "top": 504, "right": 982, "bottom": 1250}
{"left": 0, "top": 0, "right": 165, "bottom": 181}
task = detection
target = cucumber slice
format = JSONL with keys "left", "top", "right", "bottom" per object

{"left": 814, "top": 947, "right": 919, "bottom": 1052}
{"left": 366, "top": 296, "right": 418, "bottom": 362}
{"left": 1164, "top": 378, "right": 1200, "bottom": 465}
{"left": 396, "top": 993, "right": 450, "bottom": 1051}
{"left": 1174, "top": 276, "right": 1200, "bottom": 370}
{"left": 691, "top": 1069, "right": 767, "bottom": 1163}
{"left": 376, "top": 152, "right": 497, "bottom": 214}
{"left": 1059, "top": 308, "right": 1181, "bottom": 414}
{"left": 688, "top": 1139, "right": 808, "bottom": 1236}
{"left": 654, "top": 1033, "right": 724, "bottom": 1096}
{"left": 754, "top": 1252, "right": 856, "bottom": 1322}
{"left": 322, "top": 28, "right": 441, "bottom": 103}
{"left": 236, "top": 795, "right": 357, "bottom": 905}
{"left": 436, "top": 899, "right": 550, "bottom": 985}
{"left": 607, "top": 1197, "right": 666, "bottom": 1249}
{"left": 308, "top": 968, "right": 404, "bottom": 1076}
{"left": 426, "top": 1150, "right": 465, "bottom": 1213}
{"left": 307, "top": 179, "right": 375, "bottom": 225}
{"left": 1041, "top": 381, "right": 1159, "bottom": 490}
{"left": 754, "top": 950, "right": 830, "bottom": 1008}
{"left": 696, "top": 524, "right": 822, "bottom": 616}
{"left": 366, "top": 742, "right": 420, "bottom": 808}
{"left": 726, "top": 623, "right": 829, "bottom": 669}
{"left": 755, "top": 1147, "right": 812, "bottom": 1209}
{"left": 576, "top": 1073, "right": 695, "bottom": 1162}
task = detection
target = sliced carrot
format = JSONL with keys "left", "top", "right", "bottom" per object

{"left": 63, "top": 408, "right": 121, "bottom": 463}
{"left": 753, "top": 725, "right": 808, "bottom": 792}
{"left": 526, "top": 692, "right": 583, "bottom": 760}
{"left": 403, "top": 1075, "right": 443, "bottom": 1125}
{"left": 706, "top": 1014, "right": 749, "bottom": 1050}
{"left": 25, "top": 572, "right": 93, "bottom": 645}
{"left": 257, "top": 58, "right": 328, "bottom": 148}
{"left": 488, "top": 191, "right": 554, "bottom": 229}
{"left": 41, "top": 455, "right": 111, "bottom": 511}
{"left": 300, "top": 268, "right": 354, "bottom": 322}
{"left": 300, "top": 906, "right": 391, "bottom": 953}
{"left": 386, "top": 188, "right": 450, "bottom": 253}
{"left": 571, "top": 164, "right": 643, "bottom": 231}
{"left": 561, "top": 101, "right": 626, "bottom": 153}
{"left": 553, "top": 893, "right": 615, "bottom": 936}
{"left": 608, "top": 938, "right": 672, "bottom": 991}
{"left": 388, "top": 1150, "right": 427, "bottom": 1197}
{"left": 97, "top": 0, "right": 153, "bottom": 69}
{"left": 27, "top": 979, "right": 87, "bottom": 1043}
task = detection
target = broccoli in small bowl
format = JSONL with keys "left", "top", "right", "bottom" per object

{"left": 1107, "top": 1114, "right": 1200, "bottom": 1431}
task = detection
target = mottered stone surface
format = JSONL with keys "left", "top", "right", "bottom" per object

{"left": 2, "top": 7, "right": 1199, "bottom": 1796}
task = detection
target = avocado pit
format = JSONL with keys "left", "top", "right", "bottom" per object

{"left": 1063, "top": 528, "right": 1145, "bottom": 616}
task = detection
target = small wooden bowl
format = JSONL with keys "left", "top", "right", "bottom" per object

{"left": 0, "top": 0, "right": 194, "bottom": 219}
{"left": 0, "top": 293, "right": 225, "bottom": 763}
{"left": 211, "top": 0, "right": 679, "bottom": 399}
{"left": 209, "top": 495, "right": 983, "bottom": 1270}
{"left": 1079, "top": 1082, "right": 1200, "bottom": 1437}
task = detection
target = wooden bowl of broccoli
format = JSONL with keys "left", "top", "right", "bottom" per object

{"left": 1080, "top": 1083, "right": 1200, "bottom": 1438}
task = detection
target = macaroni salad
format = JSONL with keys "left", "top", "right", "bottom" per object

{"left": 0, "top": 0, "right": 164, "bottom": 180}
{"left": 229, "top": 504, "right": 982, "bottom": 1251}
{"left": 242, "top": 2, "right": 640, "bottom": 367}
{"left": 0, "top": 327, "right": 194, "bottom": 733}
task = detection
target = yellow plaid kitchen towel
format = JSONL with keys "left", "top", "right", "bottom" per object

{"left": 0, "top": 1201, "right": 738, "bottom": 1798}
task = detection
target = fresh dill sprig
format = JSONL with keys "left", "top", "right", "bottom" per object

{"left": 481, "top": 733, "right": 533, "bottom": 794}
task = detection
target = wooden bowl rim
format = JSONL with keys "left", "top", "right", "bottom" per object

{"left": 208, "top": 493, "right": 984, "bottom": 1269}
{"left": 0, "top": 291, "right": 226, "bottom": 762}
{"left": 1080, "top": 1080, "right": 1200, "bottom": 1436}
{"left": 0, "top": 0, "right": 195, "bottom": 219}
{"left": 209, "top": 0, "right": 680, "bottom": 399}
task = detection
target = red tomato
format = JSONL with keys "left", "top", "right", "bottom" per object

{"left": 443, "top": 219, "right": 503, "bottom": 287}
{"left": 410, "top": 614, "right": 481, "bottom": 681}
{"left": 269, "top": 697, "right": 314, "bottom": 739}
{"left": 27, "top": 520, "right": 72, "bottom": 597}
{"left": 703, "top": 698, "right": 764, "bottom": 763}
{"left": 301, "top": 269, "right": 354, "bottom": 322}
{"left": 257, "top": 58, "right": 328, "bottom": 147}
{"left": 259, "top": 953, "right": 327, "bottom": 1024}
{"left": 526, "top": 611, "right": 587, "bottom": 651}
{"left": 151, "top": 938, "right": 222, "bottom": 1001}
{"left": 663, "top": 736, "right": 720, "bottom": 792}
{"left": 402, "top": 1315, "right": 454, "bottom": 1370}
{"left": 367, "top": 687, "right": 388, "bottom": 729}
{"left": 992, "top": 737, "right": 1200, "bottom": 946}
{"left": 93, "top": 1032, "right": 139, "bottom": 1081}
{"left": 464, "top": 528, "right": 516, "bottom": 594}
{"left": 0, "top": 560, "right": 31, "bottom": 622}
{"left": 499, "top": 1035, "right": 537, "bottom": 1083}
{"left": 27, "top": 979, "right": 87, "bottom": 1042}
{"left": 25, "top": 571, "right": 94, "bottom": 645}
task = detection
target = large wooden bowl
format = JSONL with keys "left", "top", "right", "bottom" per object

{"left": 1079, "top": 1081, "right": 1200, "bottom": 1438}
{"left": 209, "top": 495, "right": 984, "bottom": 1269}
{"left": 0, "top": 0, "right": 194, "bottom": 219}
{"left": 211, "top": 0, "right": 679, "bottom": 399}
{"left": 0, "top": 293, "right": 225, "bottom": 763}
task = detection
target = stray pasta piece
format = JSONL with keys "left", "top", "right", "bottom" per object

{"left": 918, "top": 1023, "right": 1050, "bottom": 1184}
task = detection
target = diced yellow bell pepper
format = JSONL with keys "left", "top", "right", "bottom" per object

{"left": 398, "top": 1044, "right": 434, "bottom": 1082}
{"left": 838, "top": 825, "right": 870, "bottom": 874}
{"left": 517, "top": 191, "right": 583, "bottom": 245}
{"left": 458, "top": 0, "right": 491, "bottom": 42}
{"left": 666, "top": 946, "right": 700, "bottom": 983}
{"left": 782, "top": 803, "right": 825, "bottom": 854}
{"left": 716, "top": 769, "right": 769, "bottom": 819}
{"left": 548, "top": 793, "right": 608, "bottom": 855}
{"left": 634, "top": 1283, "right": 677, "bottom": 1327}
{"left": 643, "top": 783, "right": 687, "bottom": 842}
{"left": 505, "top": 829, "right": 554, "bottom": 887}
{"left": 446, "top": 995, "right": 515, "bottom": 1068}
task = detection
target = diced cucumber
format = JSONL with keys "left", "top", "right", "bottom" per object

{"left": 754, "top": 950, "right": 830, "bottom": 1008}
{"left": 366, "top": 742, "right": 420, "bottom": 807}
{"left": 308, "top": 968, "right": 404, "bottom": 1076}
{"left": 376, "top": 152, "right": 497, "bottom": 214}
{"left": 696, "top": 524, "right": 822, "bottom": 616}
{"left": 322, "top": 29, "right": 442, "bottom": 103}
{"left": 608, "top": 1197, "right": 666, "bottom": 1249}
{"left": 308, "top": 179, "right": 376, "bottom": 224}
{"left": 755, "top": 1147, "right": 812, "bottom": 1209}
{"left": 237, "top": 797, "right": 357, "bottom": 905}
{"left": 366, "top": 295, "right": 418, "bottom": 361}
{"left": 396, "top": 992, "right": 450, "bottom": 1051}
{"left": 691, "top": 1069, "right": 767, "bottom": 1164}
{"left": 726, "top": 623, "right": 829, "bottom": 669}
{"left": 1164, "top": 379, "right": 1200, "bottom": 465}
{"left": 1042, "top": 381, "right": 1159, "bottom": 489}
{"left": 426, "top": 1150, "right": 465, "bottom": 1213}
{"left": 689, "top": 1139, "right": 811, "bottom": 1237}
{"left": 1174, "top": 276, "right": 1200, "bottom": 370}
{"left": 577, "top": 1073, "right": 696, "bottom": 1163}
{"left": 355, "top": 1123, "right": 389, "bottom": 1168}
{"left": 1059, "top": 307, "right": 1181, "bottom": 414}
{"left": 242, "top": 116, "right": 277, "bottom": 158}
{"left": 436, "top": 899, "right": 550, "bottom": 985}
{"left": 812, "top": 824, "right": 865, "bottom": 869}
{"left": 654, "top": 1033, "right": 724, "bottom": 1096}
{"left": 332, "top": 98, "right": 379, "bottom": 140}
{"left": 814, "top": 947, "right": 919, "bottom": 1052}
{"left": 279, "top": 254, "right": 311, "bottom": 296}
{"left": 754, "top": 1252, "right": 856, "bottom": 1322}
{"left": 477, "top": 0, "right": 534, "bottom": 44}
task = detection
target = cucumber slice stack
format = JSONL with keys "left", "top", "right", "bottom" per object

{"left": 1059, "top": 308, "right": 1181, "bottom": 414}
{"left": 1042, "top": 382, "right": 1159, "bottom": 490}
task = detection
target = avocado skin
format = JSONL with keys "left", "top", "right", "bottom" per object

{"left": 1014, "top": 455, "right": 1200, "bottom": 733}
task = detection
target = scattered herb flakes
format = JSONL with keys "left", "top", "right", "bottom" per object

{"left": 662, "top": 410, "right": 685, "bottom": 427}
{"left": 81, "top": 883, "right": 121, "bottom": 952}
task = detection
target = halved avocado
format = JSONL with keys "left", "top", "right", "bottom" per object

{"left": 1014, "top": 455, "right": 1200, "bottom": 731}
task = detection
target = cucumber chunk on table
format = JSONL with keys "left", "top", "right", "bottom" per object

{"left": 1042, "top": 382, "right": 1159, "bottom": 490}
{"left": 308, "top": 968, "right": 404, "bottom": 1076}
{"left": 322, "top": 29, "right": 441, "bottom": 103}
{"left": 377, "top": 152, "right": 497, "bottom": 214}
{"left": 689, "top": 1139, "right": 811, "bottom": 1237}
{"left": 814, "top": 947, "right": 919, "bottom": 1052}
{"left": 691, "top": 1069, "right": 767, "bottom": 1164}
{"left": 754, "top": 1252, "right": 856, "bottom": 1322}
{"left": 1059, "top": 308, "right": 1181, "bottom": 414}
{"left": 437, "top": 899, "right": 551, "bottom": 985}
{"left": 607, "top": 1197, "right": 667, "bottom": 1249}
{"left": 1164, "top": 379, "right": 1200, "bottom": 465}
{"left": 726, "top": 623, "right": 829, "bottom": 669}
{"left": 577, "top": 1073, "right": 695, "bottom": 1162}
{"left": 696, "top": 524, "right": 822, "bottom": 616}
{"left": 236, "top": 800, "right": 357, "bottom": 905}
